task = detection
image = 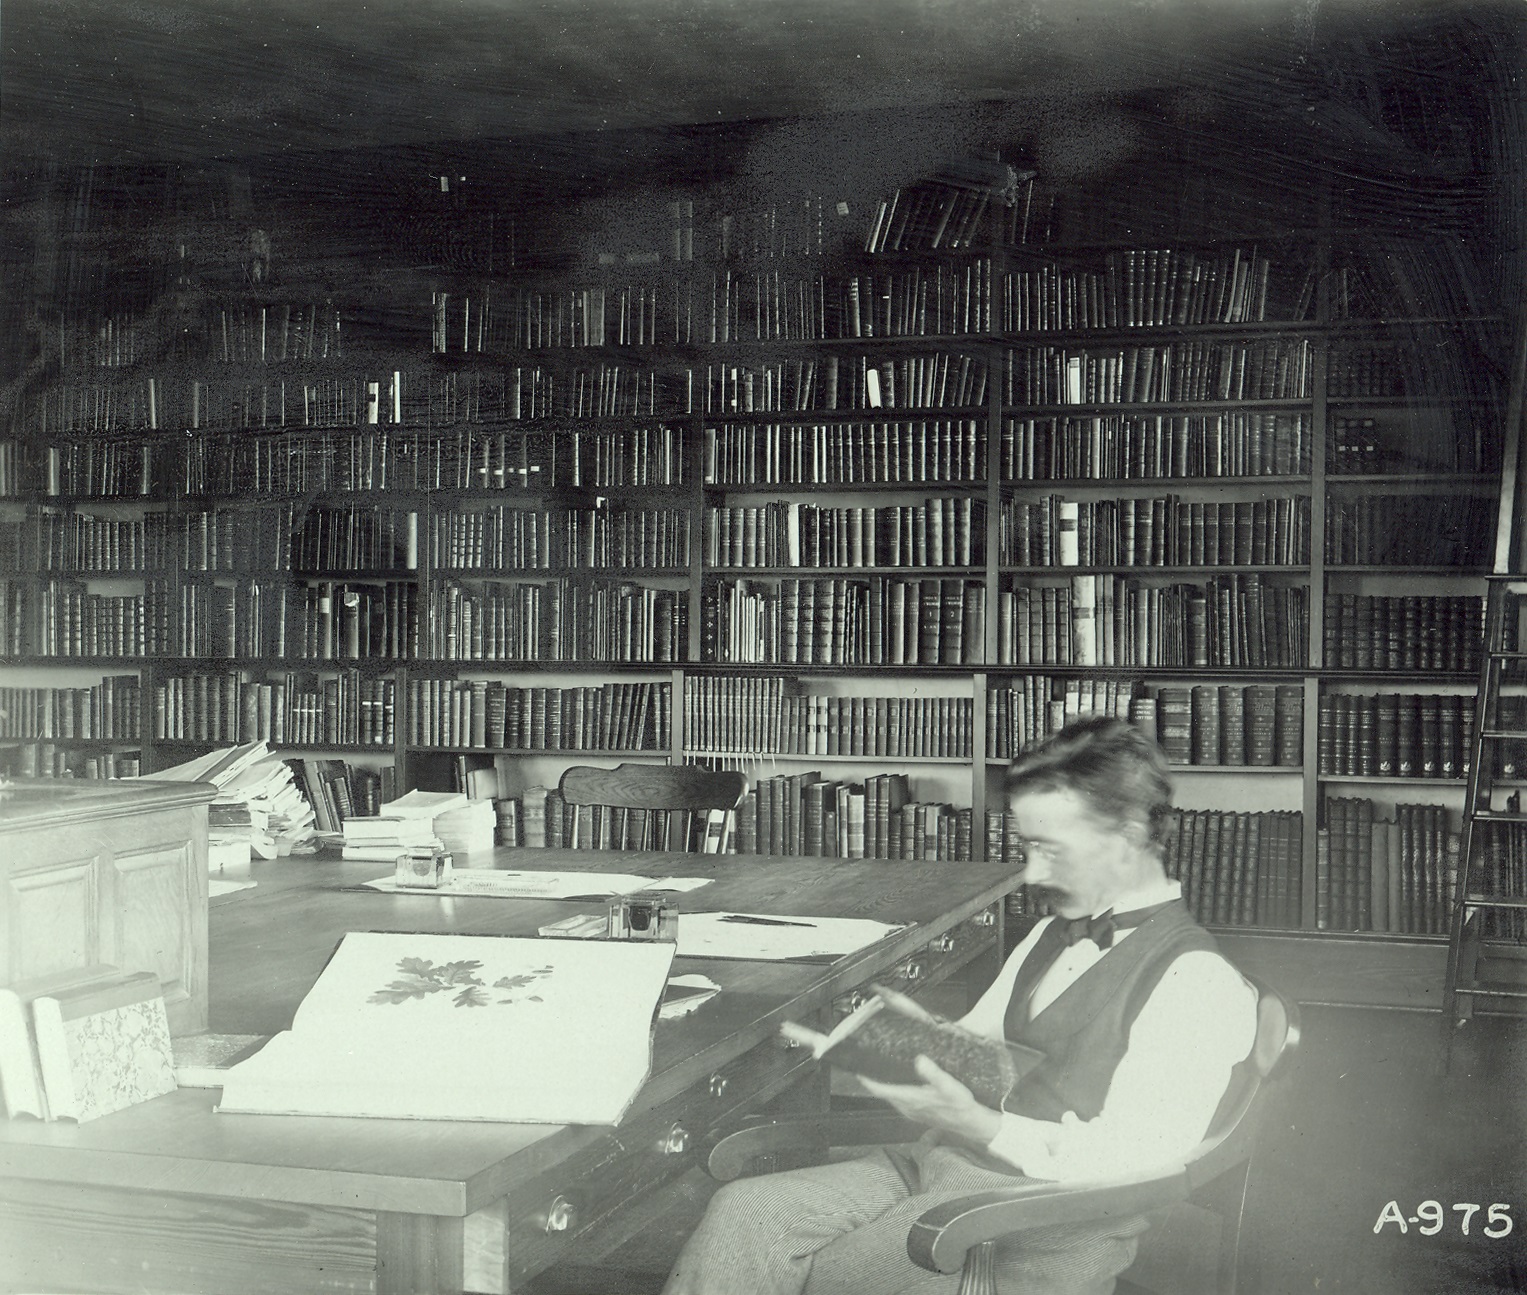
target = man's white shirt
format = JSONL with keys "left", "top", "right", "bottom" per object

{"left": 956, "top": 879, "right": 1258, "bottom": 1182}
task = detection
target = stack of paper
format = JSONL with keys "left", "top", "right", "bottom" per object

{"left": 434, "top": 800, "right": 497, "bottom": 857}
{"left": 206, "top": 801, "right": 258, "bottom": 872}
{"left": 340, "top": 816, "right": 443, "bottom": 863}
{"left": 139, "top": 741, "right": 316, "bottom": 865}
{"left": 380, "top": 789, "right": 469, "bottom": 818}
{"left": 380, "top": 789, "right": 494, "bottom": 859}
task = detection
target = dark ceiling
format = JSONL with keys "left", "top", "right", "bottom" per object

{"left": 4, "top": 0, "right": 1520, "bottom": 173}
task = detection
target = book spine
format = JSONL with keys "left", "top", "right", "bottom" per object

{"left": 29, "top": 996, "right": 76, "bottom": 1122}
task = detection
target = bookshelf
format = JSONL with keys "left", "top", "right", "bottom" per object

{"left": 0, "top": 145, "right": 1513, "bottom": 1008}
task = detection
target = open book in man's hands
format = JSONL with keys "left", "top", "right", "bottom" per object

{"left": 805, "top": 991, "right": 1044, "bottom": 1109}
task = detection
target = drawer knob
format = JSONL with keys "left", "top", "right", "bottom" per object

{"left": 708, "top": 1072, "right": 729, "bottom": 1100}
{"left": 933, "top": 933, "right": 956, "bottom": 954}
{"left": 662, "top": 1123, "right": 691, "bottom": 1155}
{"left": 900, "top": 960, "right": 924, "bottom": 981}
{"left": 542, "top": 1195, "right": 577, "bottom": 1234}
{"left": 778, "top": 1033, "right": 802, "bottom": 1050}
{"left": 973, "top": 907, "right": 997, "bottom": 928}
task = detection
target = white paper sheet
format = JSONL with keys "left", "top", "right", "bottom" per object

{"left": 217, "top": 932, "right": 674, "bottom": 1124}
{"left": 209, "top": 878, "right": 257, "bottom": 897}
{"left": 658, "top": 974, "right": 721, "bottom": 1019}
{"left": 675, "top": 912, "right": 908, "bottom": 962}
{"left": 359, "top": 869, "right": 712, "bottom": 899}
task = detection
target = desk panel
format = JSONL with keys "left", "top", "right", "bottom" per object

{"left": 0, "top": 1179, "right": 376, "bottom": 1295}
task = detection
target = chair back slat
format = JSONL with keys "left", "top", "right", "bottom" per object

{"left": 557, "top": 762, "right": 747, "bottom": 812}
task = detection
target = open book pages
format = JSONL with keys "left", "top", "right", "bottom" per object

{"left": 812, "top": 995, "right": 1043, "bottom": 1109}
{"left": 217, "top": 932, "right": 674, "bottom": 1124}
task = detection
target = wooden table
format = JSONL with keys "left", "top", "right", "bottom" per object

{"left": 0, "top": 848, "right": 1019, "bottom": 1295}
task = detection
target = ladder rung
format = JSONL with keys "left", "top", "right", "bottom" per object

{"left": 1487, "top": 651, "right": 1527, "bottom": 661}
{"left": 1484, "top": 577, "right": 1527, "bottom": 592}
{"left": 1454, "top": 983, "right": 1527, "bottom": 1000}
{"left": 1465, "top": 895, "right": 1527, "bottom": 909}
{"left": 1480, "top": 730, "right": 1527, "bottom": 739}
{"left": 1466, "top": 810, "right": 1527, "bottom": 823}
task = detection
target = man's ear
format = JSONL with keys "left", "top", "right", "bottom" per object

{"left": 1113, "top": 818, "right": 1147, "bottom": 849}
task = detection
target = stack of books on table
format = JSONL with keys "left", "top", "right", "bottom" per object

{"left": 138, "top": 741, "right": 316, "bottom": 869}
{"left": 339, "top": 814, "right": 444, "bottom": 863}
{"left": 379, "top": 789, "right": 496, "bottom": 859}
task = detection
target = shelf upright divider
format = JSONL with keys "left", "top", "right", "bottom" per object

{"left": 1302, "top": 225, "right": 1333, "bottom": 932}
{"left": 976, "top": 188, "right": 1009, "bottom": 856}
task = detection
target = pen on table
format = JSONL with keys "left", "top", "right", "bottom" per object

{"left": 719, "top": 914, "right": 817, "bottom": 928}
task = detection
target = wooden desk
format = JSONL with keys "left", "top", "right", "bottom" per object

{"left": 0, "top": 848, "right": 1020, "bottom": 1295}
{"left": 0, "top": 776, "right": 213, "bottom": 1034}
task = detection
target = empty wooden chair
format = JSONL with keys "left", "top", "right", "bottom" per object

{"left": 556, "top": 762, "right": 748, "bottom": 853}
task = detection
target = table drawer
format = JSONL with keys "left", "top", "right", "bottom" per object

{"left": 498, "top": 1033, "right": 810, "bottom": 1283}
{"left": 497, "top": 902, "right": 1001, "bottom": 1284}
{"left": 831, "top": 903, "right": 999, "bottom": 1014}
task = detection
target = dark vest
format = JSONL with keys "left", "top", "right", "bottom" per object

{"left": 1001, "top": 900, "right": 1221, "bottom": 1122}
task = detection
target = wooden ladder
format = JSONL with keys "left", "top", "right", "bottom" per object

{"left": 1441, "top": 320, "right": 1527, "bottom": 1067}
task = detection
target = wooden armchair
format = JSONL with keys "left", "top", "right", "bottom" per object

{"left": 556, "top": 762, "right": 747, "bottom": 853}
{"left": 706, "top": 976, "right": 1300, "bottom": 1295}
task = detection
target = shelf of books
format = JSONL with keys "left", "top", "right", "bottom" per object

{"left": 1, "top": 160, "right": 1514, "bottom": 1009}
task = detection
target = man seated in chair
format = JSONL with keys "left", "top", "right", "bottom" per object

{"left": 663, "top": 716, "right": 1259, "bottom": 1295}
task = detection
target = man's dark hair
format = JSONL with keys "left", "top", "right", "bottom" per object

{"left": 1004, "top": 715, "right": 1175, "bottom": 849}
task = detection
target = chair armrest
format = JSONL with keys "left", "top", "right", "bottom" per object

{"left": 706, "top": 1113, "right": 924, "bottom": 1181}
{"left": 906, "top": 1164, "right": 1191, "bottom": 1274}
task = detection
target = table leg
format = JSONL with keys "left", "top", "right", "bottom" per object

{"left": 377, "top": 1210, "right": 466, "bottom": 1295}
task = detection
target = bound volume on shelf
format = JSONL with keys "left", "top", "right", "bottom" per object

{"left": 807, "top": 994, "right": 1043, "bottom": 1109}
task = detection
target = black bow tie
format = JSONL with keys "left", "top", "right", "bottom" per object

{"left": 1056, "top": 899, "right": 1179, "bottom": 950}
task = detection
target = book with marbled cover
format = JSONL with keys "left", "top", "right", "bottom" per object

{"left": 31, "top": 970, "right": 176, "bottom": 1123}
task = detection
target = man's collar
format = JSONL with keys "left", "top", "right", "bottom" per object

{"left": 1086, "top": 877, "right": 1181, "bottom": 920}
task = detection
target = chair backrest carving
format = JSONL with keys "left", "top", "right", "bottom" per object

{"left": 557, "top": 762, "right": 747, "bottom": 813}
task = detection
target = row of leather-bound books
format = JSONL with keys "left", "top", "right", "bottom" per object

{"left": 10, "top": 407, "right": 1475, "bottom": 500}
{"left": 30, "top": 488, "right": 1487, "bottom": 575}
{"left": 26, "top": 490, "right": 1473, "bottom": 576}
{"left": 997, "top": 806, "right": 1302, "bottom": 931}
{"left": 1000, "top": 494, "right": 1309, "bottom": 568}
{"left": 148, "top": 672, "right": 397, "bottom": 748}
{"left": 1317, "top": 799, "right": 1456, "bottom": 935}
{"left": 6, "top": 579, "right": 1485, "bottom": 682}
{"left": 1321, "top": 594, "right": 1485, "bottom": 673}
{"left": 11, "top": 333, "right": 1484, "bottom": 442}
{"left": 1317, "top": 692, "right": 1478, "bottom": 781}
{"left": 432, "top": 262, "right": 1000, "bottom": 349}
{"left": 684, "top": 676, "right": 972, "bottom": 759}
{"left": 408, "top": 679, "right": 670, "bottom": 753}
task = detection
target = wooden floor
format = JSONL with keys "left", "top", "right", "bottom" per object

{"left": 527, "top": 1003, "right": 1527, "bottom": 1295}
